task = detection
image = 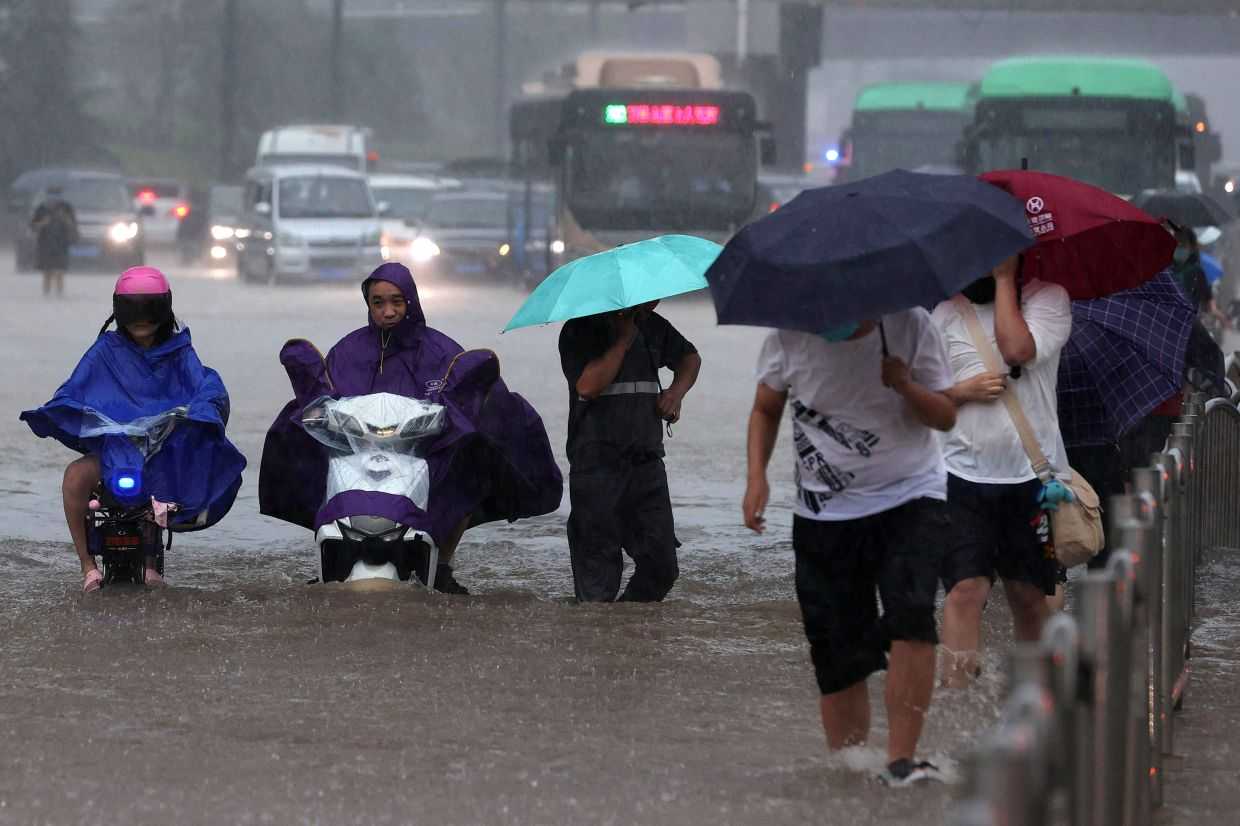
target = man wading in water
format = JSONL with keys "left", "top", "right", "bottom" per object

{"left": 559, "top": 301, "right": 700, "bottom": 602}
{"left": 743, "top": 312, "right": 956, "bottom": 786}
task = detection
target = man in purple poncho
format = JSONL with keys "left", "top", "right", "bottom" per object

{"left": 259, "top": 263, "right": 563, "bottom": 592}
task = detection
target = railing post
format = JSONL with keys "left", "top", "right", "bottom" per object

{"left": 1136, "top": 461, "right": 1176, "bottom": 757}
{"left": 1042, "top": 613, "right": 1081, "bottom": 826}
{"left": 1074, "top": 569, "right": 1127, "bottom": 826}
{"left": 1112, "top": 490, "right": 1161, "bottom": 815}
{"left": 1168, "top": 425, "right": 1196, "bottom": 619}
{"left": 1102, "top": 550, "right": 1142, "bottom": 826}
{"left": 1173, "top": 413, "right": 1200, "bottom": 586}
{"left": 1007, "top": 672, "right": 1057, "bottom": 824}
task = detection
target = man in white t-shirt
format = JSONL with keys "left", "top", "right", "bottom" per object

{"left": 930, "top": 256, "right": 1072, "bottom": 689}
{"left": 743, "top": 309, "right": 956, "bottom": 787}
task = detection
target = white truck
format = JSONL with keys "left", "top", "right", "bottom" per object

{"left": 256, "top": 124, "right": 374, "bottom": 173}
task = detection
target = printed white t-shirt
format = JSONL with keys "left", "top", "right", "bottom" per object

{"left": 756, "top": 308, "right": 955, "bottom": 521}
{"left": 930, "top": 279, "right": 1072, "bottom": 484}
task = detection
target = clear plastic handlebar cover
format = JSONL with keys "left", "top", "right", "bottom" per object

{"left": 300, "top": 393, "right": 446, "bottom": 510}
{"left": 77, "top": 407, "right": 186, "bottom": 458}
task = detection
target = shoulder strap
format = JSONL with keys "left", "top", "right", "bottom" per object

{"left": 951, "top": 296, "right": 1054, "bottom": 482}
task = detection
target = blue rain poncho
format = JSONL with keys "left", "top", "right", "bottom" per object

{"left": 20, "top": 328, "right": 246, "bottom": 530}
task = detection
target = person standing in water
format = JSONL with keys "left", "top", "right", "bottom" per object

{"left": 743, "top": 311, "right": 956, "bottom": 786}
{"left": 559, "top": 301, "right": 701, "bottom": 602}
{"left": 30, "top": 187, "right": 78, "bottom": 297}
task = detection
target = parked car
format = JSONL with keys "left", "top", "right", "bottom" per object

{"left": 14, "top": 170, "right": 146, "bottom": 272}
{"left": 234, "top": 165, "right": 383, "bottom": 284}
{"left": 128, "top": 178, "right": 190, "bottom": 245}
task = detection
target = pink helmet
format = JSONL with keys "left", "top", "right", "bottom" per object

{"left": 114, "top": 266, "right": 171, "bottom": 295}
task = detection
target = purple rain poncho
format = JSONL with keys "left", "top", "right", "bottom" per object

{"left": 258, "top": 263, "right": 563, "bottom": 547}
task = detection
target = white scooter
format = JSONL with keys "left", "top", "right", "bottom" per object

{"left": 300, "top": 393, "right": 445, "bottom": 588}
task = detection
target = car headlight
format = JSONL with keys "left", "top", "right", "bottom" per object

{"left": 498, "top": 242, "right": 511, "bottom": 257}
{"left": 234, "top": 228, "right": 251, "bottom": 239}
{"left": 550, "top": 239, "right": 566, "bottom": 255}
{"left": 410, "top": 236, "right": 441, "bottom": 263}
{"left": 277, "top": 232, "right": 304, "bottom": 247}
{"left": 211, "top": 224, "right": 236, "bottom": 240}
{"left": 108, "top": 221, "right": 139, "bottom": 244}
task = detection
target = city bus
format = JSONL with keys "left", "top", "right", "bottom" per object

{"left": 1178, "top": 92, "right": 1223, "bottom": 190}
{"left": 510, "top": 52, "right": 769, "bottom": 272}
{"left": 833, "top": 82, "right": 974, "bottom": 183}
{"left": 960, "top": 56, "right": 1178, "bottom": 196}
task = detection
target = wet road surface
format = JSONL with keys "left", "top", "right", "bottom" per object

{"left": 0, "top": 251, "right": 1235, "bottom": 824}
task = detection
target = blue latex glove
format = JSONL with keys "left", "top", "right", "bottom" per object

{"left": 1038, "top": 479, "right": 1075, "bottom": 511}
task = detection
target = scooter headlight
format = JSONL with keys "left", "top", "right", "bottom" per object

{"left": 108, "top": 469, "right": 143, "bottom": 500}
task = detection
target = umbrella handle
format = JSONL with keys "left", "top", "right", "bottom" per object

{"left": 878, "top": 319, "right": 889, "bottom": 357}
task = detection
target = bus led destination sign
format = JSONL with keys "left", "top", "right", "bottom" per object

{"left": 603, "top": 104, "right": 722, "bottom": 127}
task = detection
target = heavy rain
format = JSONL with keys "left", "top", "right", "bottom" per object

{"left": 3, "top": 1, "right": 1240, "bottom": 824}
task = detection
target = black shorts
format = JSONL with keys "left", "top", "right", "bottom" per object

{"left": 940, "top": 475, "right": 1059, "bottom": 596}
{"left": 793, "top": 498, "right": 946, "bottom": 696}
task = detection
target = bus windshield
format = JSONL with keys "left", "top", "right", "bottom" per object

{"left": 849, "top": 127, "right": 965, "bottom": 180}
{"left": 567, "top": 130, "right": 754, "bottom": 230}
{"left": 975, "top": 127, "right": 1172, "bottom": 195}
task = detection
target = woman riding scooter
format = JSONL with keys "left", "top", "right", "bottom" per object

{"left": 20, "top": 267, "right": 247, "bottom": 591}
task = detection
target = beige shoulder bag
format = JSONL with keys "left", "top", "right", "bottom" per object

{"left": 952, "top": 296, "right": 1104, "bottom": 567}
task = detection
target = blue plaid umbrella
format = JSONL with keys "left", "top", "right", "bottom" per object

{"left": 1057, "top": 270, "right": 1194, "bottom": 446}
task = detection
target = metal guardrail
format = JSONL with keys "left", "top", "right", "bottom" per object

{"left": 950, "top": 393, "right": 1240, "bottom": 826}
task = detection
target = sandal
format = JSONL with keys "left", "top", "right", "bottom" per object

{"left": 82, "top": 568, "right": 104, "bottom": 593}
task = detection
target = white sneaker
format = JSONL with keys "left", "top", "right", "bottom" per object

{"left": 878, "top": 759, "right": 945, "bottom": 787}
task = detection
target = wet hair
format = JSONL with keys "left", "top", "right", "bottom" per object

{"left": 961, "top": 276, "right": 997, "bottom": 305}
{"left": 97, "top": 312, "right": 181, "bottom": 345}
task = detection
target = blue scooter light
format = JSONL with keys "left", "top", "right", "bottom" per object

{"left": 108, "top": 469, "right": 143, "bottom": 501}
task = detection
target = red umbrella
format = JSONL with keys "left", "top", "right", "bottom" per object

{"left": 981, "top": 170, "right": 1176, "bottom": 300}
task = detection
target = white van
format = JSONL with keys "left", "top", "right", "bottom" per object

{"left": 256, "top": 125, "right": 372, "bottom": 173}
{"left": 235, "top": 165, "right": 383, "bottom": 284}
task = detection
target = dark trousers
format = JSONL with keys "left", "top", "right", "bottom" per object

{"left": 1066, "top": 443, "right": 1126, "bottom": 571}
{"left": 567, "top": 456, "right": 678, "bottom": 602}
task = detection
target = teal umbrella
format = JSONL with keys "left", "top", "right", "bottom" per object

{"left": 503, "top": 234, "right": 721, "bottom": 332}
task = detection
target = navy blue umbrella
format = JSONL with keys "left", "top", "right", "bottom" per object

{"left": 1057, "top": 270, "right": 1194, "bottom": 446}
{"left": 706, "top": 169, "right": 1035, "bottom": 332}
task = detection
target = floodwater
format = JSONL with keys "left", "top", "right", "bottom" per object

{"left": 0, "top": 251, "right": 1234, "bottom": 825}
